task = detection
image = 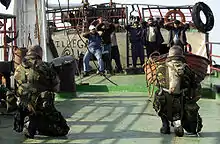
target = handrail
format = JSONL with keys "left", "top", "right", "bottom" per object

{"left": 206, "top": 42, "right": 220, "bottom": 72}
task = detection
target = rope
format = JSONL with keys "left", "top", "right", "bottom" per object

{"left": 34, "top": 0, "right": 41, "bottom": 45}
{"left": 145, "top": 52, "right": 168, "bottom": 100}
{"left": 145, "top": 53, "right": 197, "bottom": 97}
{"left": 27, "top": 25, "right": 32, "bottom": 48}
{"left": 145, "top": 58, "right": 159, "bottom": 99}
{"left": 56, "top": 0, "right": 83, "bottom": 84}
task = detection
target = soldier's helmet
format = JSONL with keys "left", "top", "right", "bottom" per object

{"left": 26, "top": 45, "right": 43, "bottom": 59}
{"left": 168, "top": 45, "right": 184, "bottom": 57}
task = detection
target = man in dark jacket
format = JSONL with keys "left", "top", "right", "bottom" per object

{"left": 164, "top": 20, "right": 189, "bottom": 50}
{"left": 111, "top": 31, "right": 123, "bottom": 73}
{"left": 143, "top": 18, "right": 164, "bottom": 58}
{"left": 125, "top": 21, "right": 145, "bottom": 68}
{"left": 96, "top": 18, "right": 115, "bottom": 74}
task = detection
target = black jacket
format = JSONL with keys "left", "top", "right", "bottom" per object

{"left": 96, "top": 23, "right": 115, "bottom": 44}
{"left": 164, "top": 24, "right": 189, "bottom": 47}
{"left": 143, "top": 25, "right": 164, "bottom": 45}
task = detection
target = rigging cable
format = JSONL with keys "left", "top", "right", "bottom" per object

{"left": 53, "top": 0, "right": 83, "bottom": 84}
{"left": 34, "top": 0, "right": 41, "bottom": 45}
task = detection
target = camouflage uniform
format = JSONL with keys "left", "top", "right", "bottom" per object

{"left": 153, "top": 45, "right": 202, "bottom": 136}
{"left": 13, "top": 45, "right": 69, "bottom": 138}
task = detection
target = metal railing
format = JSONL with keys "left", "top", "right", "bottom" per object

{"left": 207, "top": 42, "right": 220, "bottom": 72}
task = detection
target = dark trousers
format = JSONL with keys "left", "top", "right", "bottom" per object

{"left": 102, "top": 44, "right": 112, "bottom": 72}
{"left": 111, "top": 45, "right": 123, "bottom": 72}
{"left": 131, "top": 42, "right": 145, "bottom": 67}
{"left": 146, "top": 42, "right": 158, "bottom": 58}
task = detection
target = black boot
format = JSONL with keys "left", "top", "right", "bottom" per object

{"left": 24, "top": 115, "right": 37, "bottom": 139}
{"left": 160, "top": 116, "right": 170, "bottom": 134}
{"left": 173, "top": 120, "right": 184, "bottom": 137}
{"left": 82, "top": 71, "right": 89, "bottom": 77}
{"left": 174, "top": 126, "right": 184, "bottom": 137}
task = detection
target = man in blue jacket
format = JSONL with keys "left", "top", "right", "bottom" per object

{"left": 82, "top": 25, "right": 104, "bottom": 77}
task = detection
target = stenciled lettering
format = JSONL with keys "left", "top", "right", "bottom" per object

{"left": 55, "top": 39, "right": 78, "bottom": 48}
{"left": 77, "top": 39, "right": 87, "bottom": 49}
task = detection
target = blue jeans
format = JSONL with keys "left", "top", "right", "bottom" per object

{"left": 83, "top": 47, "right": 104, "bottom": 72}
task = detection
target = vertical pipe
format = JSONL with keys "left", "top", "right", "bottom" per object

{"left": 34, "top": 0, "right": 41, "bottom": 45}
{"left": 3, "top": 18, "right": 7, "bottom": 61}
{"left": 142, "top": 8, "right": 145, "bottom": 21}
{"left": 126, "top": 6, "right": 129, "bottom": 67}
{"left": 12, "top": 18, "right": 17, "bottom": 66}
{"left": 136, "top": 5, "right": 142, "bottom": 22}
{"left": 158, "top": 6, "right": 163, "bottom": 18}
{"left": 205, "top": 33, "right": 210, "bottom": 59}
{"left": 148, "top": 5, "right": 153, "bottom": 18}
{"left": 41, "top": 0, "right": 48, "bottom": 62}
{"left": 210, "top": 43, "right": 212, "bottom": 73}
{"left": 23, "top": 0, "right": 26, "bottom": 47}
{"left": 205, "top": 33, "right": 211, "bottom": 74}
{"left": 53, "top": 13, "right": 55, "bottom": 25}
{"left": 121, "top": 5, "right": 124, "bottom": 25}
{"left": 14, "top": 18, "right": 17, "bottom": 46}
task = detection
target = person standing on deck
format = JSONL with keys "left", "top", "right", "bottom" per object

{"left": 110, "top": 29, "right": 123, "bottom": 73}
{"left": 96, "top": 17, "right": 115, "bottom": 74}
{"left": 163, "top": 20, "right": 189, "bottom": 51}
{"left": 143, "top": 18, "right": 164, "bottom": 58}
{"left": 125, "top": 20, "right": 145, "bottom": 68}
{"left": 82, "top": 25, "right": 105, "bottom": 77}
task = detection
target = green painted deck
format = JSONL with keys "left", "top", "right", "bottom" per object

{"left": 0, "top": 74, "right": 220, "bottom": 144}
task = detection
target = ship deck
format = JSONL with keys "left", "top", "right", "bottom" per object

{"left": 0, "top": 73, "right": 220, "bottom": 144}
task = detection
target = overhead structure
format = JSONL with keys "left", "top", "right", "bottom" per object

{"left": 46, "top": 2, "right": 83, "bottom": 10}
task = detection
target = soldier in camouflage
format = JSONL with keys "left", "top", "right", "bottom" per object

{"left": 153, "top": 45, "right": 202, "bottom": 137}
{"left": 13, "top": 45, "right": 70, "bottom": 138}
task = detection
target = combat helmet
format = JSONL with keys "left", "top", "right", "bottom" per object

{"left": 168, "top": 45, "right": 184, "bottom": 58}
{"left": 26, "top": 45, "right": 43, "bottom": 59}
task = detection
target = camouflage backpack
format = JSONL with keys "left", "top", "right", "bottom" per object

{"left": 14, "top": 59, "right": 59, "bottom": 106}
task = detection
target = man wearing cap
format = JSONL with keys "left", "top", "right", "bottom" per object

{"left": 13, "top": 45, "right": 69, "bottom": 138}
{"left": 164, "top": 20, "right": 189, "bottom": 49}
{"left": 82, "top": 25, "right": 104, "bottom": 77}
{"left": 143, "top": 18, "right": 164, "bottom": 58}
{"left": 125, "top": 20, "right": 145, "bottom": 68}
